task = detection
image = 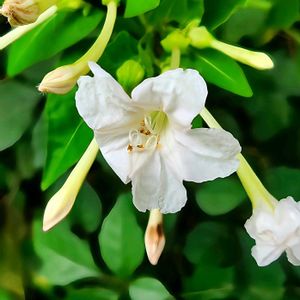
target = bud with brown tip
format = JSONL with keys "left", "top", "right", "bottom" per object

{"left": 144, "top": 209, "right": 166, "bottom": 265}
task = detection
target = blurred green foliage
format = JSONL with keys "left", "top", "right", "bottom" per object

{"left": 0, "top": 0, "right": 300, "bottom": 299}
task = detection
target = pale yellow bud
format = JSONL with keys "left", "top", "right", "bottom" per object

{"left": 188, "top": 26, "right": 214, "bottom": 49}
{"left": 38, "top": 64, "right": 81, "bottom": 94}
{"left": 43, "top": 139, "right": 99, "bottom": 231}
{"left": 161, "top": 30, "right": 190, "bottom": 53}
{"left": 144, "top": 209, "right": 165, "bottom": 265}
{"left": 0, "top": 0, "right": 56, "bottom": 26}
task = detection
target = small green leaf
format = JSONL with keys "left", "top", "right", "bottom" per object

{"left": 99, "top": 194, "right": 144, "bottom": 277}
{"left": 182, "top": 49, "right": 253, "bottom": 97}
{"left": 202, "top": 0, "right": 247, "bottom": 29}
{"left": 196, "top": 177, "right": 246, "bottom": 215}
{"left": 129, "top": 277, "right": 175, "bottom": 300}
{"left": 0, "top": 81, "right": 40, "bottom": 151}
{"left": 124, "top": 0, "right": 160, "bottom": 18}
{"left": 66, "top": 288, "right": 119, "bottom": 300}
{"left": 33, "top": 219, "right": 99, "bottom": 285}
{"left": 7, "top": 9, "right": 103, "bottom": 76}
{"left": 42, "top": 90, "right": 93, "bottom": 190}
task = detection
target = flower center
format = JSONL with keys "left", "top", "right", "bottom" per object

{"left": 127, "top": 111, "right": 168, "bottom": 153}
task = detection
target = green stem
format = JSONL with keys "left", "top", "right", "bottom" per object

{"left": 170, "top": 47, "right": 181, "bottom": 69}
{"left": 74, "top": 0, "right": 117, "bottom": 73}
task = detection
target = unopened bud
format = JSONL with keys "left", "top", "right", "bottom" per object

{"left": 0, "top": 0, "right": 56, "bottom": 26}
{"left": 43, "top": 139, "right": 98, "bottom": 231}
{"left": 116, "top": 60, "right": 144, "bottom": 92}
{"left": 144, "top": 209, "right": 165, "bottom": 265}
{"left": 161, "top": 30, "right": 190, "bottom": 53}
{"left": 38, "top": 64, "right": 81, "bottom": 94}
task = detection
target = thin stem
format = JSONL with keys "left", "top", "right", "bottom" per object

{"left": 170, "top": 47, "right": 181, "bottom": 69}
{"left": 75, "top": 0, "right": 117, "bottom": 73}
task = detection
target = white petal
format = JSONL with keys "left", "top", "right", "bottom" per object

{"left": 76, "top": 63, "right": 140, "bottom": 132}
{"left": 94, "top": 131, "right": 131, "bottom": 184}
{"left": 132, "top": 152, "right": 187, "bottom": 213}
{"left": 162, "top": 127, "right": 240, "bottom": 183}
{"left": 286, "top": 245, "right": 300, "bottom": 266}
{"left": 251, "top": 244, "right": 284, "bottom": 266}
{"left": 131, "top": 68, "right": 207, "bottom": 128}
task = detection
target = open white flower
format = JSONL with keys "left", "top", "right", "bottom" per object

{"left": 245, "top": 196, "right": 300, "bottom": 266}
{"left": 75, "top": 62, "right": 241, "bottom": 213}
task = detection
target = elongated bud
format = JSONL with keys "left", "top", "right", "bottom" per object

{"left": 0, "top": 0, "right": 57, "bottom": 26}
{"left": 189, "top": 26, "right": 274, "bottom": 70}
{"left": 144, "top": 209, "right": 165, "bottom": 265}
{"left": 43, "top": 139, "right": 98, "bottom": 231}
{"left": 161, "top": 30, "right": 190, "bottom": 53}
{"left": 38, "top": 64, "right": 80, "bottom": 94}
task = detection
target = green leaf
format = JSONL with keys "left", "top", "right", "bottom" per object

{"left": 202, "top": 0, "right": 247, "bottom": 29}
{"left": 267, "top": 0, "right": 299, "bottom": 28}
{"left": 265, "top": 167, "right": 300, "bottom": 200}
{"left": 129, "top": 277, "right": 175, "bottom": 300}
{"left": 148, "top": 0, "right": 204, "bottom": 25}
{"left": 0, "top": 290, "right": 11, "bottom": 300}
{"left": 42, "top": 90, "right": 93, "bottom": 190}
{"left": 69, "top": 183, "right": 102, "bottom": 233}
{"left": 7, "top": 9, "right": 103, "bottom": 76}
{"left": 184, "top": 222, "right": 232, "bottom": 265}
{"left": 99, "top": 194, "right": 144, "bottom": 277}
{"left": 124, "top": 0, "right": 160, "bottom": 18}
{"left": 182, "top": 49, "right": 253, "bottom": 97}
{"left": 100, "top": 31, "right": 138, "bottom": 75}
{"left": 183, "top": 264, "right": 235, "bottom": 300}
{"left": 66, "top": 288, "right": 119, "bottom": 300}
{"left": 33, "top": 219, "right": 99, "bottom": 285}
{"left": 0, "top": 80, "right": 40, "bottom": 151}
{"left": 196, "top": 177, "right": 246, "bottom": 215}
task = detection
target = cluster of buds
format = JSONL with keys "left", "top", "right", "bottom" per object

{"left": 0, "top": 0, "right": 57, "bottom": 26}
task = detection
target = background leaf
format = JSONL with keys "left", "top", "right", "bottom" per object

{"left": 182, "top": 49, "right": 253, "bottom": 97}
{"left": 99, "top": 194, "right": 144, "bottom": 277}
{"left": 0, "top": 81, "right": 40, "bottom": 151}
{"left": 124, "top": 0, "right": 160, "bottom": 18}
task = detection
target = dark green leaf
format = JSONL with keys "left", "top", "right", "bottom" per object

{"left": 202, "top": 0, "right": 247, "bottom": 29}
{"left": 7, "top": 10, "right": 103, "bottom": 76}
{"left": 0, "top": 80, "right": 40, "bottom": 151}
{"left": 129, "top": 277, "right": 174, "bottom": 300}
{"left": 42, "top": 90, "right": 93, "bottom": 190}
{"left": 182, "top": 49, "right": 253, "bottom": 97}
{"left": 196, "top": 177, "right": 246, "bottom": 215}
{"left": 33, "top": 219, "right": 99, "bottom": 285}
{"left": 99, "top": 194, "right": 144, "bottom": 277}
{"left": 66, "top": 288, "right": 119, "bottom": 300}
{"left": 124, "top": 0, "right": 160, "bottom": 18}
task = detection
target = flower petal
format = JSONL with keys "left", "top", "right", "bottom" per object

{"left": 76, "top": 62, "right": 140, "bottom": 132}
{"left": 163, "top": 127, "right": 240, "bottom": 183}
{"left": 132, "top": 152, "right": 187, "bottom": 213}
{"left": 251, "top": 244, "right": 284, "bottom": 266}
{"left": 131, "top": 68, "right": 207, "bottom": 128}
{"left": 286, "top": 245, "right": 300, "bottom": 266}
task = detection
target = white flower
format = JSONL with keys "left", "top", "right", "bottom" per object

{"left": 75, "top": 62, "right": 241, "bottom": 213}
{"left": 245, "top": 196, "right": 300, "bottom": 266}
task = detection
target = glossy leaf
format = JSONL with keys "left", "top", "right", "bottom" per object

{"left": 0, "top": 81, "right": 40, "bottom": 151}
{"left": 202, "top": 0, "right": 247, "bottom": 29}
{"left": 41, "top": 90, "right": 93, "bottom": 190}
{"left": 129, "top": 277, "right": 174, "bottom": 300}
{"left": 7, "top": 10, "right": 103, "bottom": 76}
{"left": 182, "top": 49, "right": 253, "bottom": 97}
{"left": 124, "top": 0, "right": 160, "bottom": 18}
{"left": 196, "top": 177, "right": 246, "bottom": 215}
{"left": 99, "top": 194, "right": 144, "bottom": 277}
{"left": 66, "top": 288, "right": 119, "bottom": 300}
{"left": 33, "top": 219, "right": 99, "bottom": 285}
